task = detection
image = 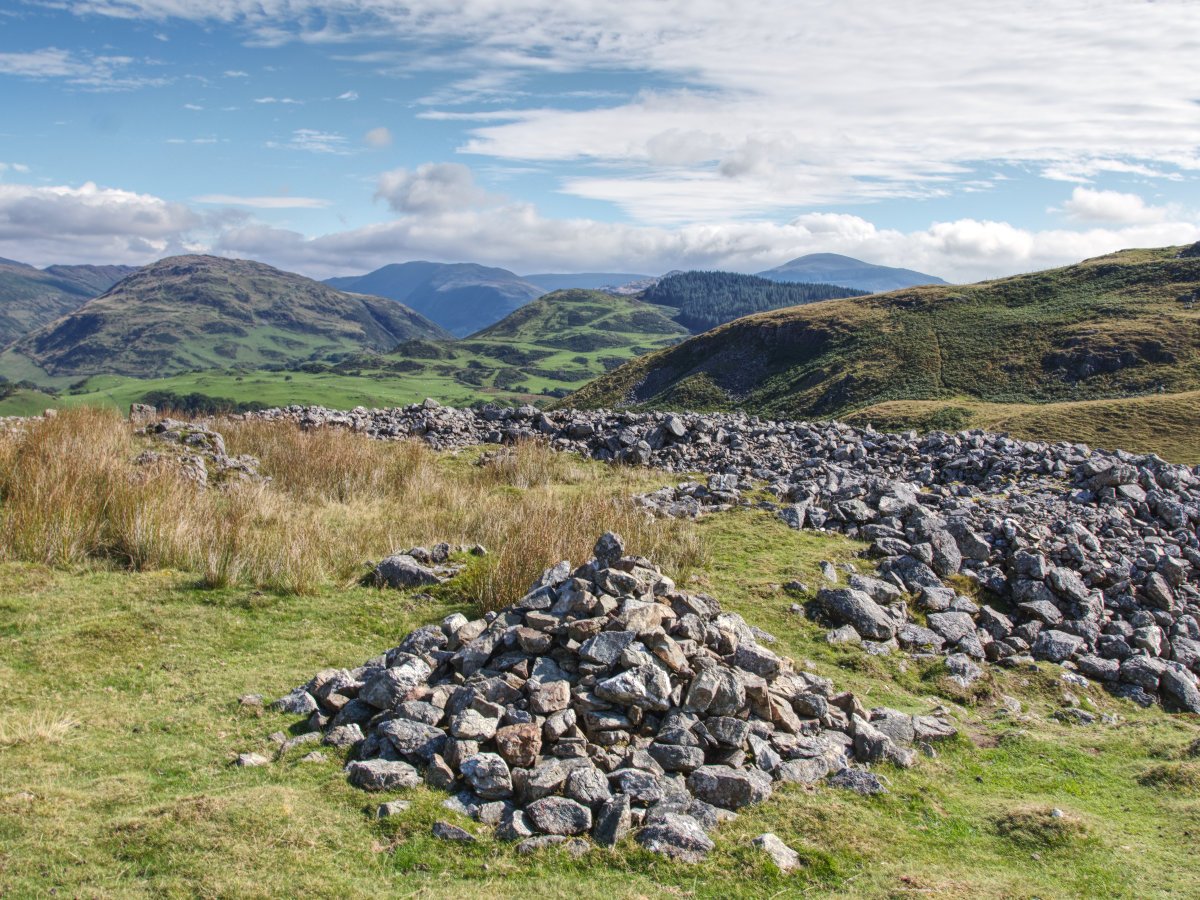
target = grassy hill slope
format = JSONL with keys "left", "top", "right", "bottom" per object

{"left": 1, "top": 289, "right": 687, "bottom": 414}
{"left": 5, "top": 255, "right": 450, "bottom": 379}
{"left": 0, "top": 260, "right": 137, "bottom": 346}
{"left": 574, "top": 245, "right": 1200, "bottom": 424}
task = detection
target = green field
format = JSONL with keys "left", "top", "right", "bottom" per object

{"left": 0, "top": 289, "right": 687, "bottom": 415}
{"left": 1, "top": 420, "right": 1198, "bottom": 897}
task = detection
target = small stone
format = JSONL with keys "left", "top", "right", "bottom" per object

{"left": 376, "top": 800, "right": 411, "bottom": 818}
{"left": 752, "top": 833, "right": 801, "bottom": 873}
{"left": 432, "top": 821, "right": 476, "bottom": 842}
{"left": 235, "top": 752, "right": 270, "bottom": 768}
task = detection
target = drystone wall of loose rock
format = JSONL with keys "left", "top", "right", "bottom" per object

{"left": 241, "top": 403, "right": 1200, "bottom": 711}
{"left": 271, "top": 533, "right": 956, "bottom": 860}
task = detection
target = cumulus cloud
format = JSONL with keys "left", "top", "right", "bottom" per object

{"left": 374, "top": 162, "right": 494, "bottom": 214}
{"left": 364, "top": 126, "right": 393, "bottom": 148}
{"left": 0, "top": 181, "right": 199, "bottom": 265}
{"left": 1058, "top": 187, "right": 1171, "bottom": 224}
{"left": 215, "top": 184, "right": 1200, "bottom": 282}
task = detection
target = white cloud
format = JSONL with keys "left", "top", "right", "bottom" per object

{"left": 364, "top": 126, "right": 393, "bottom": 148}
{"left": 1058, "top": 187, "right": 1171, "bottom": 225}
{"left": 0, "top": 181, "right": 199, "bottom": 265}
{"left": 336, "top": 90, "right": 358, "bottom": 101}
{"left": 223, "top": 69, "right": 248, "bottom": 77}
{"left": 0, "top": 46, "right": 164, "bottom": 90}
{"left": 0, "top": 162, "right": 32, "bottom": 175}
{"left": 268, "top": 129, "right": 352, "bottom": 154}
{"left": 253, "top": 96, "right": 302, "bottom": 104}
{"left": 183, "top": 102, "right": 203, "bottom": 110}
{"left": 375, "top": 162, "right": 494, "bottom": 214}
{"left": 58, "top": 0, "right": 1200, "bottom": 216}
{"left": 192, "top": 193, "right": 331, "bottom": 209}
{"left": 211, "top": 171, "right": 1200, "bottom": 282}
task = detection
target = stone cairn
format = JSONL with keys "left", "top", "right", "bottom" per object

{"left": 242, "top": 404, "right": 1200, "bottom": 712}
{"left": 270, "top": 532, "right": 956, "bottom": 861}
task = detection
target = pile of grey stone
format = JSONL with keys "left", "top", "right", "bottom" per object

{"left": 240, "top": 403, "right": 1200, "bottom": 711}
{"left": 271, "top": 532, "right": 956, "bottom": 861}
{"left": 135, "top": 417, "right": 263, "bottom": 488}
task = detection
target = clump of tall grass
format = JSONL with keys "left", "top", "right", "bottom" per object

{"left": 0, "top": 409, "right": 706, "bottom": 605}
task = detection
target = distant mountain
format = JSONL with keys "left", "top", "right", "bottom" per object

{"left": 521, "top": 273, "right": 653, "bottom": 293}
{"left": 327, "top": 262, "right": 543, "bottom": 337}
{"left": 0, "top": 259, "right": 138, "bottom": 346}
{"left": 641, "top": 270, "right": 865, "bottom": 332}
{"left": 573, "top": 245, "right": 1200, "bottom": 422}
{"left": 6, "top": 255, "right": 449, "bottom": 378}
{"left": 757, "top": 253, "right": 946, "bottom": 292}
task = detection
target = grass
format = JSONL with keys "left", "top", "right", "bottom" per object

{"left": 573, "top": 245, "right": 1200, "bottom": 461}
{"left": 0, "top": 408, "right": 701, "bottom": 604}
{"left": 1, "top": 508, "right": 1198, "bottom": 897}
{"left": 844, "top": 391, "right": 1200, "bottom": 464}
{"left": 0, "top": 417, "right": 1198, "bottom": 896}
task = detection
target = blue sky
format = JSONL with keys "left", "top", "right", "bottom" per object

{"left": 2, "top": 0, "right": 1200, "bottom": 281}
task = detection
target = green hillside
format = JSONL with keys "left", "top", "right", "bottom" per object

{"left": 0, "top": 260, "right": 136, "bottom": 346}
{"left": 4, "top": 255, "right": 450, "bottom": 380}
{"left": 572, "top": 245, "right": 1200, "bottom": 449}
{"left": 0, "top": 288, "right": 687, "bottom": 415}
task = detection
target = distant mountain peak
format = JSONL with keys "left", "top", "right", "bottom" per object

{"left": 326, "top": 260, "right": 544, "bottom": 337}
{"left": 758, "top": 253, "right": 946, "bottom": 293}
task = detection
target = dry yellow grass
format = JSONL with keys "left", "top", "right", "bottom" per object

{"left": 0, "top": 408, "right": 704, "bottom": 604}
{"left": 0, "top": 712, "right": 79, "bottom": 749}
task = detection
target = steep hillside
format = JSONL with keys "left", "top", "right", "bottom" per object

{"left": 0, "top": 260, "right": 136, "bottom": 346}
{"left": 5, "top": 255, "right": 449, "bottom": 378}
{"left": 758, "top": 252, "right": 946, "bottom": 292}
{"left": 641, "top": 270, "right": 864, "bottom": 332}
{"left": 327, "top": 261, "right": 543, "bottom": 336}
{"left": 572, "top": 245, "right": 1200, "bottom": 424}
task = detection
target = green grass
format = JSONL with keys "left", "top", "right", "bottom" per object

{"left": 2, "top": 503, "right": 1198, "bottom": 897}
{"left": 573, "top": 245, "right": 1200, "bottom": 460}
{"left": 845, "top": 392, "right": 1200, "bottom": 464}
{"left": 0, "top": 289, "right": 688, "bottom": 415}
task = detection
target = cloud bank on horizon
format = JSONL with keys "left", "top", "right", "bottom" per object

{"left": 1, "top": 0, "right": 1199, "bottom": 281}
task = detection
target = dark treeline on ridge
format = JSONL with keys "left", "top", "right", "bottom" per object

{"left": 642, "top": 270, "right": 866, "bottom": 332}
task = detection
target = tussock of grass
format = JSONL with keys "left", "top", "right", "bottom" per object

{"left": 1139, "top": 762, "right": 1200, "bottom": 794}
{"left": 0, "top": 408, "right": 704, "bottom": 602}
{"left": 0, "top": 712, "right": 79, "bottom": 749}
{"left": 994, "top": 807, "right": 1089, "bottom": 848}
